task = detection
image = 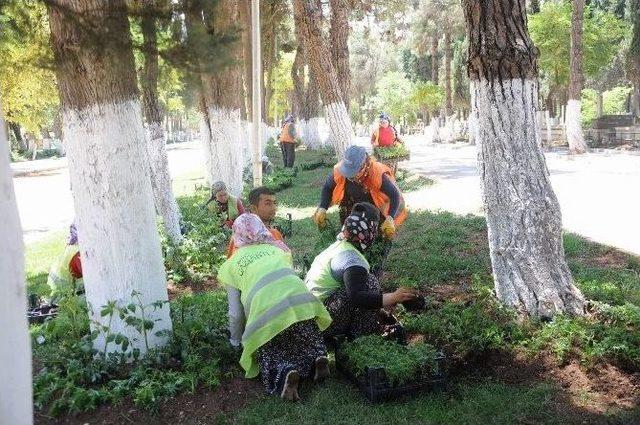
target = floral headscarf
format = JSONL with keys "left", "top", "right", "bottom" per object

{"left": 68, "top": 223, "right": 78, "bottom": 245}
{"left": 232, "top": 213, "right": 290, "bottom": 253}
{"left": 339, "top": 202, "right": 380, "bottom": 251}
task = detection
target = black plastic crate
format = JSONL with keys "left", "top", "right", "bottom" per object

{"left": 334, "top": 335, "right": 446, "bottom": 403}
{"left": 27, "top": 303, "right": 58, "bottom": 325}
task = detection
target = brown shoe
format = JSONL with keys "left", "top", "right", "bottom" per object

{"left": 280, "top": 370, "right": 300, "bottom": 401}
{"left": 314, "top": 356, "right": 330, "bottom": 383}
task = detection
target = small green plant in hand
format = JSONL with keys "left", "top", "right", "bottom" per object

{"left": 374, "top": 144, "right": 410, "bottom": 160}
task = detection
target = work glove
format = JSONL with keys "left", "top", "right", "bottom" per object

{"left": 313, "top": 208, "right": 327, "bottom": 228}
{"left": 381, "top": 216, "right": 396, "bottom": 239}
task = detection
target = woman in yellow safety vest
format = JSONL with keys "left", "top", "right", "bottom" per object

{"left": 205, "top": 181, "right": 245, "bottom": 228}
{"left": 218, "top": 213, "right": 332, "bottom": 401}
{"left": 305, "top": 203, "right": 417, "bottom": 341}
{"left": 47, "top": 223, "right": 83, "bottom": 302}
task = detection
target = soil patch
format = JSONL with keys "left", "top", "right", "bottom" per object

{"left": 167, "top": 277, "right": 219, "bottom": 300}
{"left": 34, "top": 377, "right": 262, "bottom": 425}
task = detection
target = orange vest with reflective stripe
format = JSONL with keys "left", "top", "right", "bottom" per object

{"left": 279, "top": 123, "right": 294, "bottom": 143}
{"left": 331, "top": 160, "right": 408, "bottom": 226}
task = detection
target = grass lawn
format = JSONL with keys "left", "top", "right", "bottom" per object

{"left": 27, "top": 149, "right": 640, "bottom": 424}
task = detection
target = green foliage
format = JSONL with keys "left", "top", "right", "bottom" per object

{"left": 269, "top": 52, "right": 295, "bottom": 122}
{"left": 166, "top": 189, "right": 230, "bottom": 283}
{"left": 581, "top": 86, "right": 633, "bottom": 126}
{"left": 342, "top": 335, "right": 439, "bottom": 385}
{"left": 410, "top": 81, "right": 444, "bottom": 115}
{"left": 32, "top": 291, "right": 232, "bottom": 416}
{"left": 0, "top": 0, "right": 59, "bottom": 136}
{"left": 384, "top": 211, "right": 489, "bottom": 288}
{"left": 529, "top": 3, "right": 628, "bottom": 89}
{"left": 395, "top": 169, "right": 435, "bottom": 192}
{"left": 402, "top": 278, "right": 526, "bottom": 358}
{"left": 372, "top": 71, "right": 416, "bottom": 123}
{"left": 373, "top": 144, "right": 410, "bottom": 160}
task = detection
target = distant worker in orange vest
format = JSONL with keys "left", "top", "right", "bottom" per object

{"left": 371, "top": 112, "right": 401, "bottom": 148}
{"left": 313, "top": 145, "right": 408, "bottom": 239}
{"left": 278, "top": 114, "right": 297, "bottom": 168}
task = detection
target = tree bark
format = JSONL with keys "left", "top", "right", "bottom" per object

{"left": 566, "top": 0, "right": 588, "bottom": 154}
{"left": 463, "top": 0, "right": 585, "bottom": 318}
{"left": 430, "top": 35, "right": 439, "bottom": 84}
{"left": 141, "top": 2, "right": 182, "bottom": 245}
{"left": 238, "top": 0, "right": 252, "bottom": 119}
{"left": 47, "top": 0, "right": 172, "bottom": 354}
{"left": 443, "top": 30, "right": 453, "bottom": 118}
{"left": 329, "top": 0, "right": 350, "bottom": 111}
{"left": 187, "top": 0, "right": 246, "bottom": 195}
{"left": 293, "top": 0, "right": 353, "bottom": 156}
{"left": 0, "top": 97, "right": 33, "bottom": 425}
{"left": 629, "top": 0, "right": 640, "bottom": 117}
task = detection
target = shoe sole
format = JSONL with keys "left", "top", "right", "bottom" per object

{"left": 314, "top": 356, "right": 330, "bottom": 383}
{"left": 280, "top": 370, "right": 300, "bottom": 401}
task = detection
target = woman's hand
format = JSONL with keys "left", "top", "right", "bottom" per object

{"left": 382, "top": 286, "right": 418, "bottom": 307}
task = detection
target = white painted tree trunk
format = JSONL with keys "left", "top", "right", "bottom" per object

{"left": 324, "top": 102, "right": 353, "bottom": 156}
{"left": 467, "top": 113, "right": 476, "bottom": 145}
{"left": 545, "top": 110, "right": 553, "bottom": 148}
{"left": 64, "top": 100, "right": 172, "bottom": 354}
{"left": 0, "top": 101, "right": 33, "bottom": 425}
{"left": 204, "top": 107, "right": 244, "bottom": 196}
{"left": 471, "top": 79, "right": 585, "bottom": 317}
{"left": 145, "top": 122, "right": 182, "bottom": 244}
{"left": 300, "top": 117, "right": 322, "bottom": 149}
{"left": 565, "top": 99, "right": 588, "bottom": 154}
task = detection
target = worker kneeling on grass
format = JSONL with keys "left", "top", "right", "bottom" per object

{"left": 204, "top": 181, "right": 245, "bottom": 228}
{"left": 47, "top": 223, "right": 83, "bottom": 302}
{"left": 313, "top": 145, "right": 408, "bottom": 237}
{"left": 218, "top": 213, "right": 332, "bottom": 401}
{"left": 305, "top": 202, "right": 417, "bottom": 343}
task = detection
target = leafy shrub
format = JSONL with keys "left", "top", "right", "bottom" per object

{"left": 32, "top": 291, "right": 233, "bottom": 416}
{"left": 402, "top": 280, "right": 525, "bottom": 358}
{"left": 341, "top": 335, "right": 439, "bottom": 385}
{"left": 374, "top": 143, "right": 410, "bottom": 160}
{"left": 395, "top": 169, "right": 434, "bottom": 192}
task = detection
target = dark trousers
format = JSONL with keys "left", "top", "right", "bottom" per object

{"left": 281, "top": 142, "right": 295, "bottom": 168}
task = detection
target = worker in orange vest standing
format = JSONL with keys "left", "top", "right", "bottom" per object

{"left": 278, "top": 114, "right": 297, "bottom": 168}
{"left": 313, "top": 145, "right": 408, "bottom": 239}
{"left": 371, "top": 112, "right": 401, "bottom": 148}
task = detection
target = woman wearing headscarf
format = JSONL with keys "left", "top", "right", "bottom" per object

{"left": 371, "top": 112, "right": 401, "bottom": 148}
{"left": 218, "top": 213, "right": 332, "bottom": 401}
{"left": 305, "top": 203, "right": 417, "bottom": 340}
{"left": 47, "top": 222, "right": 84, "bottom": 301}
{"left": 205, "top": 181, "right": 245, "bottom": 228}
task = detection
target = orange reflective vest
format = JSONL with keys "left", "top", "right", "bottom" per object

{"left": 331, "top": 160, "right": 408, "bottom": 226}
{"left": 279, "top": 123, "right": 294, "bottom": 143}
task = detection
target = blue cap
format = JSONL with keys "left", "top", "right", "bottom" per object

{"left": 340, "top": 145, "right": 367, "bottom": 178}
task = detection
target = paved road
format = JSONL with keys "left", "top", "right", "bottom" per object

{"left": 11, "top": 137, "right": 640, "bottom": 255}
{"left": 401, "top": 137, "right": 640, "bottom": 256}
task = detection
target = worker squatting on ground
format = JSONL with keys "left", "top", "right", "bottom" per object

{"left": 205, "top": 181, "right": 245, "bottom": 228}
{"left": 46, "top": 223, "right": 83, "bottom": 302}
{"left": 313, "top": 145, "right": 408, "bottom": 238}
{"left": 218, "top": 213, "right": 332, "bottom": 401}
{"left": 278, "top": 114, "right": 297, "bottom": 168}
{"left": 227, "top": 187, "right": 285, "bottom": 258}
{"left": 305, "top": 202, "right": 417, "bottom": 342}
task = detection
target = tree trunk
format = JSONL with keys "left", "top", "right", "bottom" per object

{"left": 0, "top": 98, "right": 33, "bottom": 425}
{"left": 329, "top": 0, "right": 350, "bottom": 111}
{"left": 141, "top": 2, "right": 182, "bottom": 245}
{"left": 47, "top": 0, "right": 172, "bottom": 354}
{"left": 238, "top": 0, "right": 252, "bottom": 119}
{"left": 430, "top": 35, "right": 439, "bottom": 84}
{"left": 463, "top": 0, "right": 585, "bottom": 318}
{"left": 187, "top": 0, "right": 245, "bottom": 195}
{"left": 9, "top": 122, "right": 27, "bottom": 151}
{"left": 566, "top": 0, "right": 588, "bottom": 154}
{"left": 291, "top": 42, "right": 305, "bottom": 119}
{"left": 596, "top": 90, "right": 604, "bottom": 118}
{"left": 443, "top": 30, "right": 453, "bottom": 118}
{"left": 293, "top": 0, "right": 353, "bottom": 156}
{"left": 627, "top": 0, "right": 639, "bottom": 118}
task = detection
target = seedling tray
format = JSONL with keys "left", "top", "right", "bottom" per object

{"left": 334, "top": 335, "right": 446, "bottom": 403}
